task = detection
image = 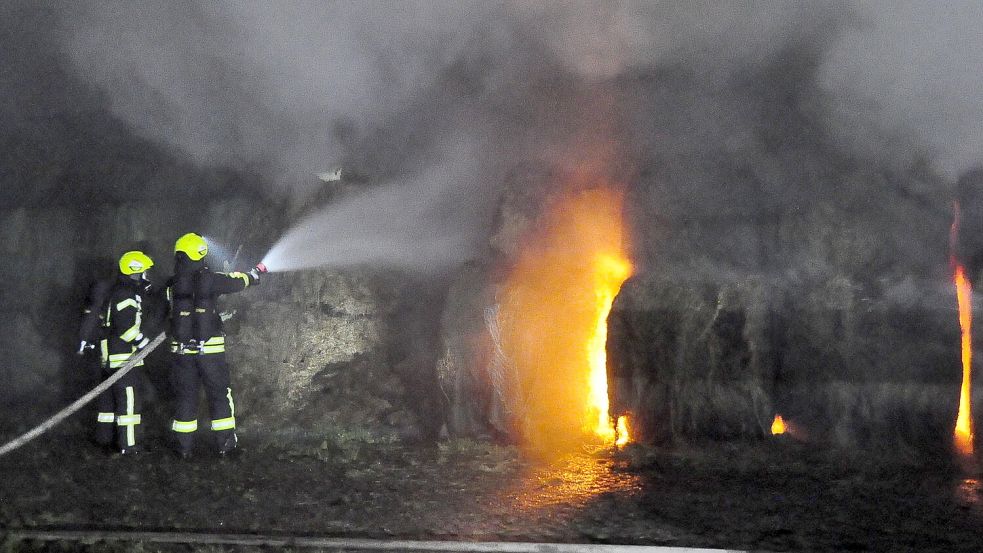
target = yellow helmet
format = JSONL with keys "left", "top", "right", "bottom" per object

{"left": 119, "top": 251, "right": 154, "bottom": 275}
{"left": 175, "top": 232, "right": 208, "bottom": 261}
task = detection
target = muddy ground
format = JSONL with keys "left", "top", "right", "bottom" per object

{"left": 1, "top": 417, "right": 982, "bottom": 553}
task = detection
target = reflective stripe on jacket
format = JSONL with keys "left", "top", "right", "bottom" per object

{"left": 166, "top": 257, "right": 250, "bottom": 350}
{"left": 103, "top": 277, "right": 148, "bottom": 370}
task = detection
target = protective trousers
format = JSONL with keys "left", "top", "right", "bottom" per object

{"left": 170, "top": 351, "right": 237, "bottom": 453}
{"left": 94, "top": 368, "right": 142, "bottom": 450}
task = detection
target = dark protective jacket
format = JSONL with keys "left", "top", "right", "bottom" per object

{"left": 102, "top": 276, "right": 152, "bottom": 369}
{"left": 79, "top": 279, "right": 115, "bottom": 344}
{"left": 165, "top": 255, "right": 255, "bottom": 354}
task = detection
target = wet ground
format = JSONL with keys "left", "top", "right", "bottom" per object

{"left": 1, "top": 424, "right": 982, "bottom": 553}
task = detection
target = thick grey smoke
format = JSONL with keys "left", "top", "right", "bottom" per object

{"left": 820, "top": 0, "right": 983, "bottom": 178}
{"left": 51, "top": 1, "right": 983, "bottom": 274}
{"left": 58, "top": 1, "right": 499, "bottom": 193}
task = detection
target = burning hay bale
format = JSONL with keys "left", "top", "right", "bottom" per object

{"left": 607, "top": 267, "right": 971, "bottom": 454}
{"left": 770, "top": 275, "right": 962, "bottom": 453}
{"left": 607, "top": 273, "right": 774, "bottom": 443}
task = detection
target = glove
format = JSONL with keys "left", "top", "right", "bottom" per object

{"left": 77, "top": 340, "right": 95, "bottom": 356}
{"left": 135, "top": 335, "right": 150, "bottom": 351}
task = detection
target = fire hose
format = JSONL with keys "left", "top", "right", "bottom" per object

{"left": 0, "top": 331, "right": 167, "bottom": 458}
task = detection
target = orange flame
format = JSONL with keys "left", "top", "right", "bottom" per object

{"left": 499, "top": 186, "right": 632, "bottom": 456}
{"left": 587, "top": 254, "right": 633, "bottom": 441}
{"left": 954, "top": 265, "right": 975, "bottom": 456}
{"left": 615, "top": 415, "right": 631, "bottom": 447}
{"left": 950, "top": 201, "right": 975, "bottom": 456}
{"left": 771, "top": 415, "right": 787, "bottom": 435}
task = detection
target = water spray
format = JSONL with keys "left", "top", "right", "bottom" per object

{"left": 258, "top": 159, "right": 477, "bottom": 274}
{"left": 201, "top": 236, "right": 238, "bottom": 269}
{"left": 199, "top": 234, "right": 270, "bottom": 281}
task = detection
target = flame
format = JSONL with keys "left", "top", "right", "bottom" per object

{"left": 615, "top": 415, "right": 631, "bottom": 447}
{"left": 499, "top": 186, "right": 632, "bottom": 455}
{"left": 587, "top": 254, "right": 633, "bottom": 441}
{"left": 954, "top": 264, "right": 975, "bottom": 456}
{"left": 771, "top": 415, "right": 787, "bottom": 435}
{"left": 950, "top": 201, "right": 975, "bottom": 456}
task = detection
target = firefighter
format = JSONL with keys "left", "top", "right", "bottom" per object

{"left": 166, "top": 232, "right": 264, "bottom": 458}
{"left": 95, "top": 250, "right": 155, "bottom": 454}
{"left": 79, "top": 276, "right": 112, "bottom": 448}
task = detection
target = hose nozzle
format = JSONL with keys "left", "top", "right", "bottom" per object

{"left": 248, "top": 262, "right": 268, "bottom": 283}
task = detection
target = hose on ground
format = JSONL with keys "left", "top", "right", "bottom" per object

{"left": 0, "top": 332, "right": 167, "bottom": 458}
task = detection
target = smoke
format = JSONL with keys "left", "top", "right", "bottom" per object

{"left": 56, "top": 1, "right": 498, "bottom": 193}
{"left": 820, "top": 1, "right": 983, "bottom": 178}
{"left": 39, "top": 1, "right": 983, "bottom": 277}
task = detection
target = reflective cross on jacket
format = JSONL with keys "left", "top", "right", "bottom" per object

{"left": 102, "top": 276, "right": 151, "bottom": 369}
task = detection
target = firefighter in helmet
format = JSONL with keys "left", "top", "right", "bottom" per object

{"left": 166, "top": 232, "right": 264, "bottom": 458}
{"left": 92, "top": 250, "right": 155, "bottom": 454}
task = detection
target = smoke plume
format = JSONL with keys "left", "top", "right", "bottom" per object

{"left": 34, "top": 1, "right": 983, "bottom": 275}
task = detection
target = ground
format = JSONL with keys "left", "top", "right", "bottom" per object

{"left": 1, "top": 422, "right": 982, "bottom": 553}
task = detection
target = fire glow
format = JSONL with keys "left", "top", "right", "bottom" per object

{"left": 771, "top": 415, "right": 787, "bottom": 435}
{"left": 587, "top": 254, "right": 633, "bottom": 442}
{"left": 950, "top": 202, "right": 975, "bottom": 456}
{"left": 499, "top": 186, "right": 632, "bottom": 454}
{"left": 953, "top": 265, "right": 975, "bottom": 456}
{"left": 615, "top": 415, "right": 631, "bottom": 447}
